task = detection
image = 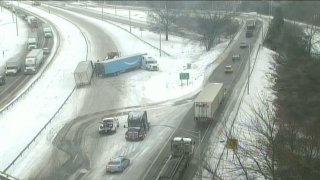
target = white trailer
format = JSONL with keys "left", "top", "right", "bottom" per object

{"left": 194, "top": 83, "right": 224, "bottom": 121}
{"left": 24, "top": 49, "right": 44, "bottom": 74}
{"left": 74, "top": 61, "right": 93, "bottom": 87}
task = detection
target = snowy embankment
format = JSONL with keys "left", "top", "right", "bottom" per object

{"left": 0, "top": 3, "right": 86, "bottom": 171}
{"left": 213, "top": 47, "right": 276, "bottom": 179}
{"left": 203, "top": 16, "right": 276, "bottom": 179}
{"left": 0, "top": 8, "right": 28, "bottom": 68}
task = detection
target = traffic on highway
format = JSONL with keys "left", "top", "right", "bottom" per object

{"left": 0, "top": 1, "right": 272, "bottom": 180}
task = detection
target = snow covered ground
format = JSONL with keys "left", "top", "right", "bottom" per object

{"left": 203, "top": 47, "right": 276, "bottom": 179}
{"left": 0, "top": 7, "right": 28, "bottom": 68}
{"left": 1, "top": 3, "right": 231, "bottom": 178}
{"left": 0, "top": 3, "right": 277, "bottom": 180}
{"left": 202, "top": 16, "right": 276, "bottom": 179}
{"left": 0, "top": 3, "right": 87, "bottom": 171}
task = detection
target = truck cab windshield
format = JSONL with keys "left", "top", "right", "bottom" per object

{"left": 6, "top": 66, "right": 16, "bottom": 70}
{"left": 128, "top": 121, "right": 141, "bottom": 128}
{"left": 146, "top": 60, "right": 157, "bottom": 64}
{"left": 25, "top": 59, "right": 35, "bottom": 66}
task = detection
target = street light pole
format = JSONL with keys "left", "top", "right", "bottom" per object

{"left": 159, "top": 32, "right": 162, "bottom": 57}
{"left": 247, "top": 44, "right": 251, "bottom": 94}
{"left": 101, "top": 5, "right": 103, "bottom": 20}
{"left": 15, "top": 11, "right": 18, "bottom": 36}
{"left": 129, "top": 8, "right": 131, "bottom": 33}
{"left": 198, "top": 130, "right": 202, "bottom": 179}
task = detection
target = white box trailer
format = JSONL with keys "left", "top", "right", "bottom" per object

{"left": 24, "top": 49, "right": 43, "bottom": 74}
{"left": 74, "top": 61, "right": 93, "bottom": 87}
{"left": 194, "top": 83, "right": 224, "bottom": 121}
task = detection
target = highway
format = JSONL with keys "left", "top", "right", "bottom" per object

{"left": 35, "top": 4, "right": 262, "bottom": 180}
{"left": 0, "top": 9, "right": 53, "bottom": 109}
{"left": 0, "top": 3, "right": 262, "bottom": 180}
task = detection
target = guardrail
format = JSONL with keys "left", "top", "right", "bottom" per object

{"left": 0, "top": 171, "right": 19, "bottom": 180}
{"left": 3, "top": 4, "right": 89, "bottom": 173}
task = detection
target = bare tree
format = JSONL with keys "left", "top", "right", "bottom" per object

{"left": 196, "top": 13, "right": 237, "bottom": 51}
{"left": 304, "top": 23, "right": 320, "bottom": 56}
{"left": 205, "top": 93, "right": 279, "bottom": 180}
{"left": 147, "top": 1, "right": 176, "bottom": 41}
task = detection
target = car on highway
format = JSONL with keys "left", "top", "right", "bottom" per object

{"left": 106, "top": 156, "right": 130, "bottom": 173}
{"left": 0, "top": 68, "right": 6, "bottom": 85}
{"left": 43, "top": 47, "right": 50, "bottom": 54}
{"left": 99, "top": 117, "right": 119, "bottom": 134}
{"left": 240, "top": 41, "right": 248, "bottom": 48}
{"left": 232, "top": 54, "right": 241, "bottom": 61}
{"left": 224, "top": 65, "right": 234, "bottom": 73}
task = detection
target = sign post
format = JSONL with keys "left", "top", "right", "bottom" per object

{"left": 179, "top": 72, "right": 190, "bottom": 86}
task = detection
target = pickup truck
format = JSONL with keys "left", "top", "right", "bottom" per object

{"left": 99, "top": 117, "right": 120, "bottom": 134}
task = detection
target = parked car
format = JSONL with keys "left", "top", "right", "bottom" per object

{"left": 225, "top": 65, "right": 234, "bottom": 73}
{"left": 240, "top": 41, "right": 248, "bottom": 48}
{"left": 232, "top": 54, "right": 241, "bottom": 61}
{"left": 106, "top": 156, "right": 130, "bottom": 173}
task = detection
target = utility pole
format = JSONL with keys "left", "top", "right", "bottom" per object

{"left": 261, "top": 22, "right": 264, "bottom": 43}
{"left": 247, "top": 44, "right": 251, "bottom": 94}
{"left": 129, "top": 8, "right": 131, "bottom": 33}
{"left": 15, "top": 11, "right": 18, "bottom": 36}
{"left": 159, "top": 32, "right": 162, "bottom": 57}
{"left": 198, "top": 131, "right": 202, "bottom": 179}
{"left": 101, "top": 6, "right": 103, "bottom": 20}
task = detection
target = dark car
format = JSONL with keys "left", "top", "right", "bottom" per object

{"left": 232, "top": 54, "right": 241, "bottom": 61}
{"left": 240, "top": 41, "right": 248, "bottom": 48}
{"left": 106, "top": 156, "right": 130, "bottom": 173}
{"left": 0, "top": 68, "right": 6, "bottom": 85}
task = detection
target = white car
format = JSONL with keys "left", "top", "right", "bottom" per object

{"left": 240, "top": 41, "right": 248, "bottom": 48}
{"left": 106, "top": 156, "right": 130, "bottom": 173}
{"left": 99, "top": 117, "right": 119, "bottom": 134}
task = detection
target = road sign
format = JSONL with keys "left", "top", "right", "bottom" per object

{"left": 227, "top": 138, "right": 239, "bottom": 150}
{"left": 179, "top": 72, "right": 189, "bottom": 80}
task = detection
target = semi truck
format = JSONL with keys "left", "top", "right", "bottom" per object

{"left": 5, "top": 59, "right": 22, "bottom": 75}
{"left": 95, "top": 53, "right": 159, "bottom": 76}
{"left": 246, "top": 19, "right": 256, "bottom": 30}
{"left": 157, "top": 137, "right": 195, "bottom": 180}
{"left": 24, "top": 49, "right": 44, "bottom": 74}
{"left": 74, "top": 61, "right": 93, "bottom": 87}
{"left": 43, "top": 27, "right": 52, "bottom": 38}
{"left": 27, "top": 33, "right": 38, "bottom": 50}
{"left": 194, "top": 83, "right": 224, "bottom": 121}
{"left": 125, "top": 111, "right": 149, "bottom": 141}
{"left": 0, "top": 68, "right": 6, "bottom": 85}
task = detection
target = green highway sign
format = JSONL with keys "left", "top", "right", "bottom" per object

{"left": 180, "top": 73, "right": 189, "bottom": 80}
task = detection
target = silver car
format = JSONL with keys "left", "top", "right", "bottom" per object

{"left": 106, "top": 156, "right": 130, "bottom": 173}
{"left": 240, "top": 41, "right": 248, "bottom": 48}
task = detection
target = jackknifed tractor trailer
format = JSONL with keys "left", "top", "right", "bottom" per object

{"left": 95, "top": 53, "right": 159, "bottom": 77}
{"left": 194, "top": 83, "right": 224, "bottom": 121}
